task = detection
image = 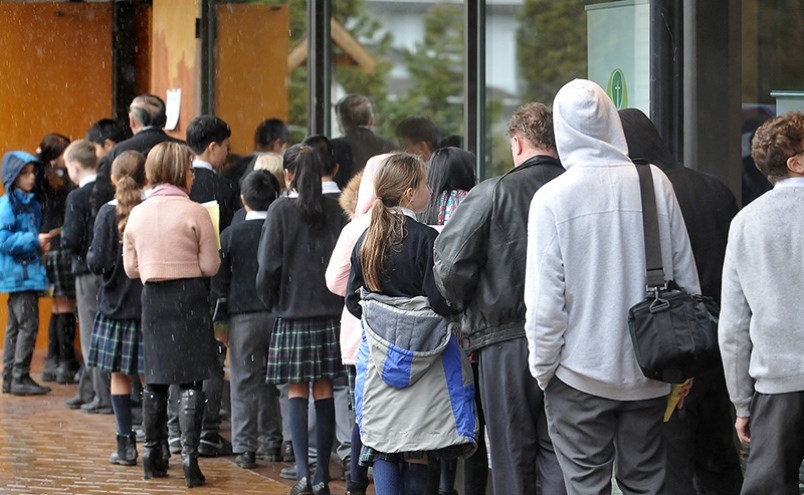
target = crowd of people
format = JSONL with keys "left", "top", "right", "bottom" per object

{"left": 1, "top": 80, "right": 803, "bottom": 495}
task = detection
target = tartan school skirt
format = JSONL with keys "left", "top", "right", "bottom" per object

{"left": 87, "top": 312, "right": 144, "bottom": 376}
{"left": 44, "top": 248, "right": 75, "bottom": 298}
{"left": 266, "top": 316, "right": 345, "bottom": 384}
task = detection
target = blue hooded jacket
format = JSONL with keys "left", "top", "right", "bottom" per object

{"left": 0, "top": 151, "right": 47, "bottom": 293}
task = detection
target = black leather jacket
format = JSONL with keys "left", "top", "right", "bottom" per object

{"left": 433, "top": 155, "right": 564, "bottom": 351}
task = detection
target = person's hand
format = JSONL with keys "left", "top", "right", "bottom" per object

{"left": 213, "top": 321, "right": 230, "bottom": 348}
{"left": 735, "top": 416, "right": 751, "bottom": 445}
{"left": 38, "top": 233, "right": 52, "bottom": 253}
{"left": 676, "top": 378, "right": 694, "bottom": 409}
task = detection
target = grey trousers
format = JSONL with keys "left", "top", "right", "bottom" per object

{"left": 202, "top": 341, "right": 226, "bottom": 438}
{"left": 478, "top": 339, "right": 566, "bottom": 495}
{"left": 333, "top": 373, "right": 354, "bottom": 462}
{"left": 229, "top": 312, "right": 281, "bottom": 453}
{"left": 76, "top": 273, "right": 110, "bottom": 407}
{"left": 543, "top": 377, "right": 666, "bottom": 495}
{"left": 2, "top": 291, "right": 39, "bottom": 379}
{"left": 741, "top": 390, "right": 804, "bottom": 495}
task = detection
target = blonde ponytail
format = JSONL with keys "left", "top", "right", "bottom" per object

{"left": 359, "top": 153, "right": 425, "bottom": 292}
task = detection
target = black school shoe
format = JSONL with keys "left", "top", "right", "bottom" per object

{"left": 198, "top": 433, "right": 233, "bottom": 457}
{"left": 256, "top": 444, "right": 282, "bottom": 462}
{"left": 11, "top": 375, "right": 51, "bottom": 396}
{"left": 312, "top": 482, "right": 330, "bottom": 495}
{"left": 283, "top": 441, "right": 295, "bottom": 462}
{"left": 280, "top": 463, "right": 317, "bottom": 480}
{"left": 289, "top": 477, "right": 312, "bottom": 495}
{"left": 234, "top": 451, "right": 256, "bottom": 469}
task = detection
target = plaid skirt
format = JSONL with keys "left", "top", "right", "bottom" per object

{"left": 87, "top": 312, "right": 144, "bottom": 376}
{"left": 266, "top": 316, "right": 345, "bottom": 384}
{"left": 44, "top": 248, "right": 75, "bottom": 298}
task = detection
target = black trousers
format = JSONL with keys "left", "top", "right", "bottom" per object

{"left": 663, "top": 365, "right": 743, "bottom": 494}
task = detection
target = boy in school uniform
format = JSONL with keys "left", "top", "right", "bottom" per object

{"left": 1, "top": 151, "right": 52, "bottom": 395}
{"left": 62, "top": 140, "right": 112, "bottom": 414}
{"left": 212, "top": 170, "right": 283, "bottom": 468}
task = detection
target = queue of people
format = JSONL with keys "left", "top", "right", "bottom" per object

{"left": 1, "top": 82, "right": 803, "bottom": 495}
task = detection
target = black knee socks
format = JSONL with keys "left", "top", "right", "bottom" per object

{"left": 313, "top": 397, "right": 335, "bottom": 485}
{"left": 289, "top": 397, "right": 310, "bottom": 480}
{"left": 112, "top": 393, "right": 132, "bottom": 436}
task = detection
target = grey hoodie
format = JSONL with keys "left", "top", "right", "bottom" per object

{"left": 524, "top": 79, "right": 700, "bottom": 401}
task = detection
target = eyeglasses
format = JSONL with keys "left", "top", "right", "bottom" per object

{"left": 791, "top": 148, "right": 804, "bottom": 159}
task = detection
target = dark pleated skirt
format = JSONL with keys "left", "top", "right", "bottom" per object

{"left": 87, "top": 313, "right": 144, "bottom": 375}
{"left": 141, "top": 278, "right": 216, "bottom": 385}
{"left": 44, "top": 248, "right": 75, "bottom": 298}
{"left": 266, "top": 316, "right": 345, "bottom": 384}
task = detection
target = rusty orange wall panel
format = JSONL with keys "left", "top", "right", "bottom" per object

{"left": 151, "top": 0, "right": 200, "bottom": 141}
{"left": 0, "top": 3, "right": 113, "bottom": 163}
{"left": 0, "top": 3, "right": 112, "bottom": 353}
{"left": 134, "top": 5, "right": 153, "bottom": 98}
{"left": 215, "top": 3, "right": 289, "bottom": 155}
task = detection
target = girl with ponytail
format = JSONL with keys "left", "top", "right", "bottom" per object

{"left": 345, "top": 153, "right": 473, "bottom": 495}
{"left": 86, "top": 150, "right": 147, "bottom": 469}
{"left": 257, "top": 145, "right": 348, "bottom": 495}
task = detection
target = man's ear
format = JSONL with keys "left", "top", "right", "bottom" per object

{"left": 511, "top": 135, "right": 523, "bottom": 157}
{"left": 788, "top": 154, "right": 804, "bottom": 176}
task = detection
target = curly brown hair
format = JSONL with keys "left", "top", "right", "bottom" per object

{"left": 506, "top": 102, "right": 555, "bottom": 151}
{"left": 112, "top": 151, "right": 146, "bottom": 239}
{"left": 751, "top": 112, "right": 804, "bottom": 183}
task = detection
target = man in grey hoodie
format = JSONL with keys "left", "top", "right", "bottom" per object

{"left": 525, "top": 79, "right": 699, "bottom": 494}
{"left": 719, "top": 111, "right": 804, "bottom": 495}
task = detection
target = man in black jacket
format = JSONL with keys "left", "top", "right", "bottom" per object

{"left": 92, "top": 94, "right": 179, "bottom": 213}
{"left": 433, "top": 103, "right": 566, "bottom": 495}
{"left": 331, "top": 94, "right": 395, "bottom": 188}
{"left": 620, "top": 108, "right": 743, "bottom": 495}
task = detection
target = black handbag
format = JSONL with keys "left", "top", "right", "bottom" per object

{"left": 627, "top": 164, "right": 720, "bottom": 384}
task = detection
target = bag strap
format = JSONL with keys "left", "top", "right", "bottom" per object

{"left": 635, "top": 164, "right": 666, "bottom": 288}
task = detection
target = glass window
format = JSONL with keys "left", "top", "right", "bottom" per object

{"left": 485, "top": 0, "right": 610, "bottom": 178}
{"left": 332, "top": 0, "right": 466, "bottom": 149}
{"left": 740, "top": 0, "right": 804, "bottom": 204}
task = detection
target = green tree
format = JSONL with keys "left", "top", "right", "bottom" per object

{"left": 517, "top": 0, "right": 591, "bottom": 106}
{"left": 391, "top": 2, "right": 465, "bottom": 139}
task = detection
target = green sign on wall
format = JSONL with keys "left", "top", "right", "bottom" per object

{"left": 607, "top": 68, "right": 629, "bottom": 109}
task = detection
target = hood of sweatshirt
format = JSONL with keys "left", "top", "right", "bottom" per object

{"left": 552, "top": 79, "right": 631, "bottom": 171}
{"left": 2, "top": 151, "right": 38, "bottom": 191}
{"left": 618, "top": 108, "right": 678, "bottom": 171}
{"left": 355, "top": 153, "right": 395, "bottom": 218}
{"left": 360, "top": 290, "right": 453, "bottom": 390}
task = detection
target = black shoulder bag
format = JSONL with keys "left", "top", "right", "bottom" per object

{"left": 627, "top": 164, "right": 720, "bottom": 384}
